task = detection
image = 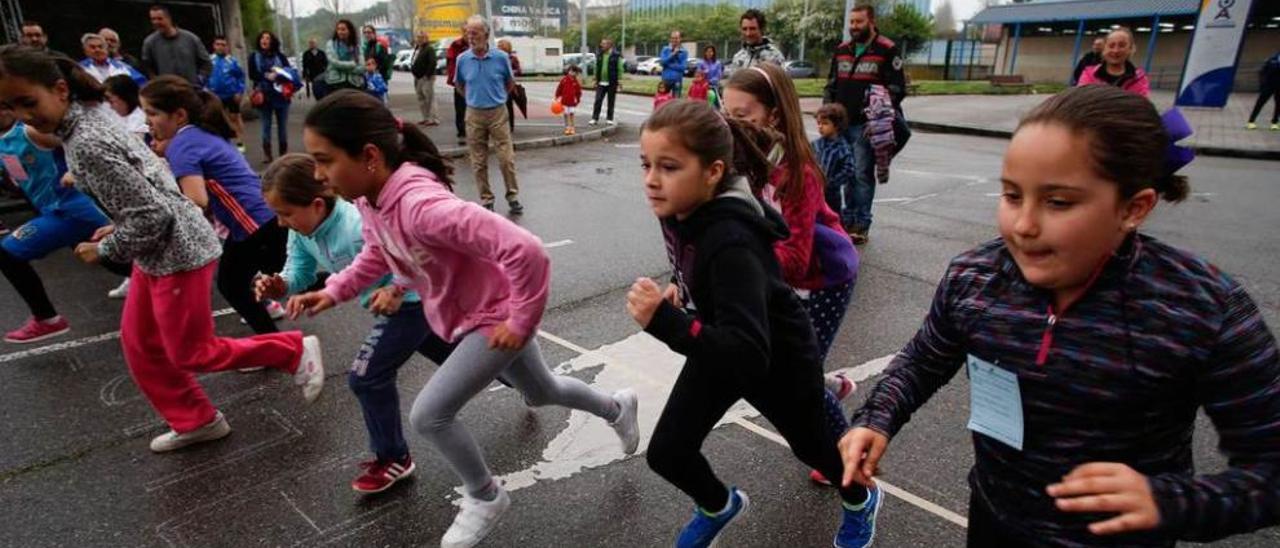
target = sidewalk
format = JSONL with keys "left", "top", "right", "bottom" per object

{"left": 802, "top": 90, "right": 1280, "bottom": 160}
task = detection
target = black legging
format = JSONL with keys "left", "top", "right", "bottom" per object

{"left": 1248, "top": 76, "right": 1279, "bottom": 124}
{"left": 217, "top": 222, "right": 287, "bottom": 334}
{"left": 646, "top": 354, "right": 869, "bottom": 511}
{"left": 454, "top": 88, "right": 467, "bottom": 138}
{"left": 591, "top": 84, "right": 617, "bottom": 122}
{"left": 1, "top": 246, "right": 131, "bottom": 320}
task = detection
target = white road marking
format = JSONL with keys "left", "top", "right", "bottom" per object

{"left": 280, "top": 489, "right": 323, "bottom": 535}
{"left": 510, "top": 330, "right": 967, "bottom": 529}
{"left": 0, "top": 307, "right": 237, "bottom": 364}
{"left": 544, "top": 239, "right": 575, "bottom": 249}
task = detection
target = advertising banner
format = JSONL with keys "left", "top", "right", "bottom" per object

{"left": 416, "top": 0, "right": 566, "bottom": 37}
{"left": 1176, "top": 0, "right": 1257, "bottom": 107}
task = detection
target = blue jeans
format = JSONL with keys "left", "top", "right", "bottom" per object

{"left": 842, "top": 123, "right": 877, "bottom": 230}
{"left": 349, "top": 301, "right": 456, "bottom": 461}
{"left": 663, "top": 78, "right": 683, "bottom": 98}
{"left": 258, "top": 104, "right": 289, "bottom": 151}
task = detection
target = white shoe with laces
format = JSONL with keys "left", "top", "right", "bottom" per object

{"left": 150, "top": 411, "right": 231, "bottom": 452}
{"left": 293, "top": 335, "right": 325, "bottom": 402}
{"left": 610, "top": 389, "right": 640, "bottom": 455}
{"left": 441, "top": 487, "right": 511, "bottom": 548}
{"left": 108, "top": 278, "right": 130, "bottom": 299}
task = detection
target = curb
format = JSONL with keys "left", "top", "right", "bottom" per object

{"left": 906, "top": 121, "right": 1280, "bottom": 161}
{"left": 438, "top": 124, "right": 620, "bottom": 159}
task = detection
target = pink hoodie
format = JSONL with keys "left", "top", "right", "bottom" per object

{"left": 1077, "top": 63, "right": 1150, "bottom": 98}
{"left": 323, "top": 163, "right": 550, "bottom": 342}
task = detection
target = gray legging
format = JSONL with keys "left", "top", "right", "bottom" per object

{"left": 409, "top": 331, "right": 620, "bottom": 498}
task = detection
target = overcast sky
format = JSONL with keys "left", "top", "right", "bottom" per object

{"left": 282, "top": 0, "right": 989, "bottom": 22}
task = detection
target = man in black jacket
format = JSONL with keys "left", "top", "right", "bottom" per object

{"left": 301, "top": 38, "right": 328, "bottom": 99}
{"left": 823, "top": 4, "right": 906, "bottom": 244}
{"left": 1071, "top": 38, "right": 1104, "bottom": 85}
{"left": 411, "top": 30, "right": 440, "bottom": 126}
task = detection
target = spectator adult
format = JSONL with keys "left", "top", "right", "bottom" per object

{"left": 697, "top": 45, "right": 724, "bottom": 97}
{"left": 141, "top": 4, "right": 212, "bottom": 85}
{"left": 323, "top": 19, "right": 364, "bottom": 94}
{"left": 824, "top": 4, "right": 905, "bottom": 244}
{"left": 1076, "top": 27, "right": 1150, "bottom": 98}
{"left": 208, "top": 34, "right": 247, "bottom": 152}
{"left": 249, "top": 30, "right": 294, "bottom": 163}
{"left": 728, "top": 9, "right": 785, "bottom": 79}
{"left": 659, "top": 31, "right": 687, "bottom": 98}
{"left": 496, "top": 39, "right": 520, "bottom": 133}
{"left": 589, "top": 37, "right": 625, "bottom": 126}
{"left": 19, "top": 21, "right": 48, "bottom": 52}
{"left": 362, "top": 25, "right": 392, "bottom": 83}
{"left": 408, "top": 30, "right": 439, "bottom": 126}
{"left": 1071, "top": 38, "right": 1104, "bottom": 85}
{"left": 1246, "top": 49, "right": 1280, "bottom": 131}
{"left": 445, "top": 26, "right": 470, "bottom": 142}
{"left": 301, "top": 38, "right": 328, "bottom": 100}
{"left": 80, "top": 33, "right": 146, "bottom": 86}
{"left": 455, "top": 16, "right": 522, "bottom": 214}
{"left": 99, "top": 28, "right": 143, "bottom": 72}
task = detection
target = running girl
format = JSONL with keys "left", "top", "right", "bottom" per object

{"left": 631, "top": 99, "right": 876, "bottom": 548}
{"left": 723, "top": 63, "right": 860, "bottom": 484}
{"left": 287, "top": 90, "right": 639, "bottom": 548}
{"left": 140, "top": 75, "right": 289, "bottom": 334}
{"left": 0, "top": 46, "right": 325, "bottom": 452}
{"left": 0, "top": 102, "right": 130, "bottom": 343}
{"left": 257, "top": 153, "right": 456, "bottom": 494}
{"left": 841, "top": 85, "right": 1280, "bottom": 546}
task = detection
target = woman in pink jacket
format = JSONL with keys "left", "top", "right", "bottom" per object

{"left": 287, "top": 90, "right": 640, "bottom": 548}
{"left": 1077, "top": 27, "right": 1150, "bottom": 98}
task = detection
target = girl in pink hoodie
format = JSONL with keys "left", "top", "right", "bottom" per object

{"left": 287, "top": 90, "right": 640, "bottom": 548}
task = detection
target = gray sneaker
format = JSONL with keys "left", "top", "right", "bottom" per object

{"left": 150, "top": 411, "right": 231, "bottom": 452}
{"left": 610, "top": 389, "right": 639, "bottom": 455}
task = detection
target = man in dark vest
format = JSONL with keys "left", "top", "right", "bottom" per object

{"left": 589, "top": 38, "right": 625, "bottom": 126}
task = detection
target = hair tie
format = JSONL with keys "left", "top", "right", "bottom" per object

{"left": 1161, "top": 108, "right": 1194, "bottom": 177}
{"left": 749, "top": 66, "right": 774, "bottom": 91}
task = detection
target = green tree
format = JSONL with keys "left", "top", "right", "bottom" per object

{"left": 878, "top": 3, "right": 934, "bottom": 56}
{"left": 240, "top": 0, "right": 277, "bottom": 52}
{"left": 768, "top": 0, "right": 846, "bottom": 63}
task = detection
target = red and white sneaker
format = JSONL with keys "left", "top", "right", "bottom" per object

{"left": 809, "top": 469, "right": 835, "bottom": 486}
{"left": 4, "top": 316, "right": 70, "bottom": 344}
{"left": 351, "top": 455, "right": 416, "bottom": 493}
{"left": 826, "top": 373, "right": 856, "bottom": 401}
{"left": 293, "top": 335, "right": 325, "bottom": 402}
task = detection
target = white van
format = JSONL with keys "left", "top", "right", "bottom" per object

{"left": 494, "top": 36, "right": 563, "bottom": 75}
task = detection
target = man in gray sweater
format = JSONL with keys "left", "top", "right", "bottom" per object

{"left": 141, "top": 4, "right": 211, "bottom": 85}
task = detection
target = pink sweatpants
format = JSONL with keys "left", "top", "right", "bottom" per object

{"left": 120, "top": 261, "right": 303, "bottom": 433}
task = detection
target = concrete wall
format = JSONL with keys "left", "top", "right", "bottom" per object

{"left": 993, "top": 29, "right": 1280, "bottom": 92}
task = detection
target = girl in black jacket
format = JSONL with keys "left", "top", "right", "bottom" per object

{"left": 628, "top": 99, "right": 877, "bottom": 548}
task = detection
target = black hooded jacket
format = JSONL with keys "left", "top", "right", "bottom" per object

{"left": 647, "top": 179, "right": 822, "bottom": 386}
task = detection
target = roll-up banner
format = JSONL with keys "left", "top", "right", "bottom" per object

{"left": 1176, "top": 0, "right": 1257, "bottom": 108}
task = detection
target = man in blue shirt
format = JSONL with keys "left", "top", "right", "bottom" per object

{"left": 659, "top": 31, "right": 688, "bottom": 98}
{"left": 455, "top": 15, "right": 522, "bottom": 214}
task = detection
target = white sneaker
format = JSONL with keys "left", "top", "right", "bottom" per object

{"left": 293, "top": 335, "right": 325, "bottom": 403}
{"left": 441, "top": 487, "right": 511, "bottom": 548}
{"left": 108, "top": 278, "right": 130, "bottom": 299}
{"left": 606, "top": 120, "right": 616, "bottom": 126}
{"left": 610, "top": 389, "right": 639, "bottom": 455}
{"left": 588, "top": 119, "right": 598, "bottom": 126}
{"left": 150, "top": 411, "right": 231, "bottom": 452}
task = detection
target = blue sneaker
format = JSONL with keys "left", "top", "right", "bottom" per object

{"left": 675, "top": 488, "right": 750, "bottom": 548}
{"left": 834, "top": 485, "right": 882, "bottom": 547}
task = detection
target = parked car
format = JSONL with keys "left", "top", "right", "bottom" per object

{"left": 783, "top": 60, "right": 817, "bottom": 79}
{"left": 637, "top": 57, "right": 662, "bottom": 75}
{"left": 393, "top": 50, "right": 413, "bottom": 72}
{"left": 627, "top": 55, "right": 652, "bottom": 74}
{"left": 562, "top": 53, "right": 597, "bottom": 76}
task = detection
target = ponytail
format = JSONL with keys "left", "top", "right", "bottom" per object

{"left": 0, "top": 45, "right": 104, "bottom": 103}
{"left": 305, "top": 89, "right": 454, "bottom": 191}
{"left": 724, "top": 117, "right": 780, "bottom": 195}
{"left": 139, "top": 76, "right": 234, "bottom": 139}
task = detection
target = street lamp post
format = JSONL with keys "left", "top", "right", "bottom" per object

{"left": 581, "top": 0, "right": 588, "bottom": 56}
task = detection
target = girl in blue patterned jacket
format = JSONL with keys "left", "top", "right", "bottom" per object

{"left": 840, "top": 85, "right": 1280, "bottom": 546}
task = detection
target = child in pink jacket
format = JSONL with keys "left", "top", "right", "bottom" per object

{"left": 287, "top": 90, "right": 640, "bottom": 548}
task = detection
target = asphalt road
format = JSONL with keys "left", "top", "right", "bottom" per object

{"left": 0, "top": 78, "right": 1277, "bottom": 547}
